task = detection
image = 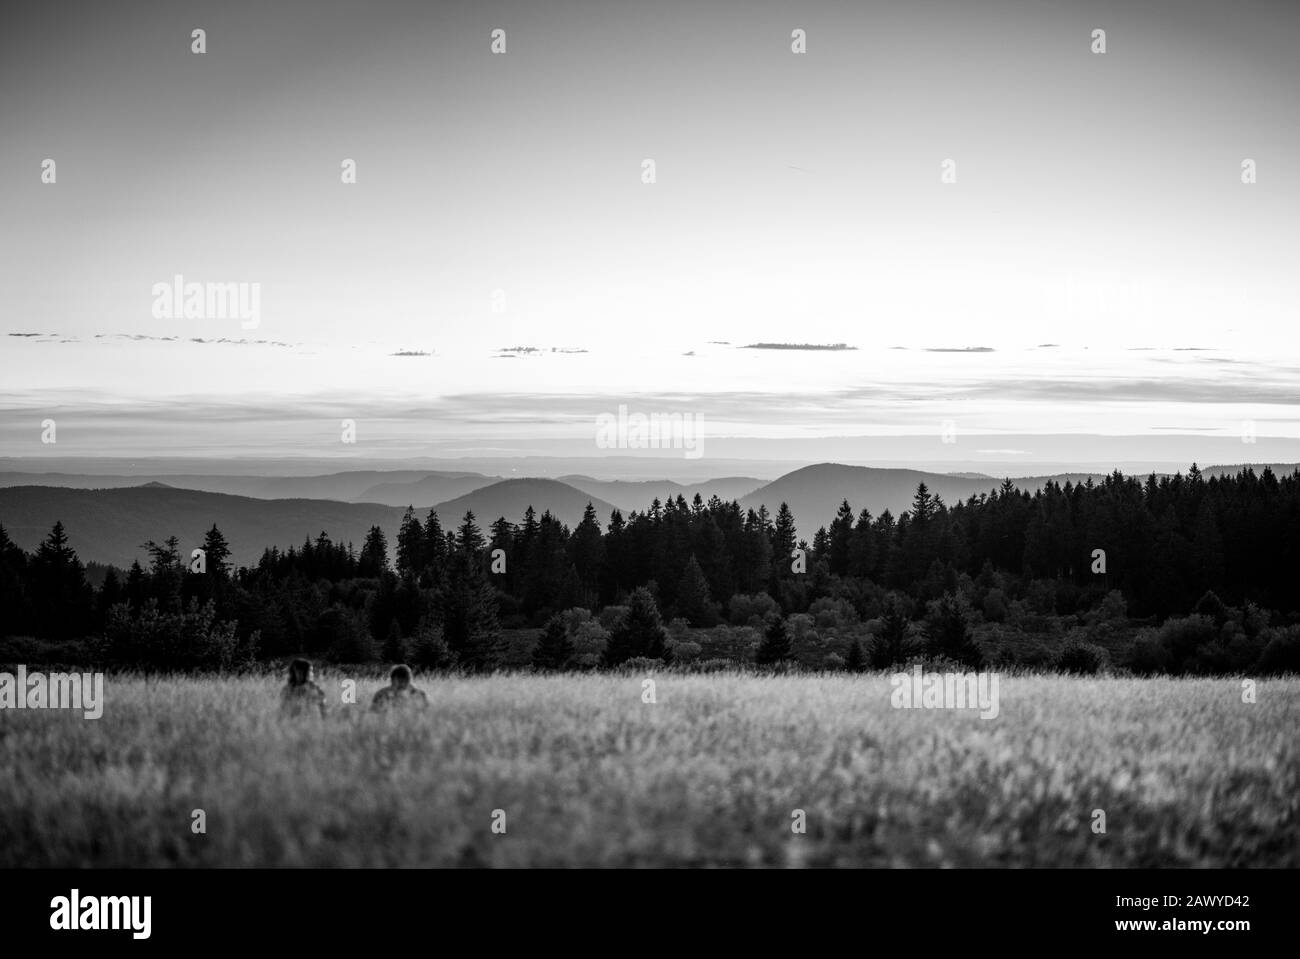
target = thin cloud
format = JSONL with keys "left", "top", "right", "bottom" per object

{"left": 740, "top": 342, "right": 856, "bottom": 351}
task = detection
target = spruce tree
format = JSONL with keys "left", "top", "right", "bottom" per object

{"left": 675, "top": 554, "right": 716, "bottom": 626}
{"left": 382, "top": 619, "right": 407, "bottom": 663}
{"left": 359, "top": 525, "right": 390, "bottom": 576}
{"left": 201, "top": 524, "right": 232, "bottom": 578}
{"left": 926, "top": 593, "right": 981, "bottom": 667}
{"left": 532, "top": 615, "right": 574, "bottom": 670}
{"left": 396, "top": 507, "right": 424, "bottom": 576}
{"left": 772, "top": 502, "right": 797, "bottom": 573}
{"left": 604, "top": 586, "right": 667, "bottom": 665}
{"left": 845, "top": 638, "right": 866, "bottom": 672}
{"left": 756, "top": 616, "right": 793, "bottom": 665}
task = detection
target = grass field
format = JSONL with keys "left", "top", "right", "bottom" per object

{"left": 1, "top": 672, "right": 1296, "bottom": 867}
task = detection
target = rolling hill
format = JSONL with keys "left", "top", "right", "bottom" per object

{"left": 556, "top": 475, "right": 764, "bottom": 512}
{"left": 0, "top": 485, "right": 410, "bottom": 568}
{"left": 738, "top": 464, "right": 1108, "bottom": 537}
{"left": 353, "top": 472, "right": 501, "bottom": 507}
{"left": 431, "top": 479, "right": 618, "bottom": 529}
{"left": 0, "top": 470, "right": 444, "bottom": 502}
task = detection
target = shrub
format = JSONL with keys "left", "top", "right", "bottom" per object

{"left": 667, "top": 639, "right": 702, "bottom": 663}
{"left": 1127, "top": 630, "right": 1172, "bottom": 675}
{"left": 618, "top": 656, "right": 666, "bottom": 673}
{"left": 1055, "top": 638, "right": 1109, "bottom": 675}
{"left": 98, "top": 599, "right": 256, "bottom": 671}
{"left": 570, "top": 618, "right": 611, "bottom": 662}
{"left": 409, "top": 622, "right": 455, "bottom": 669}
{"left": 982, "top": 588, "right": 1007, "bottom": 623}
{"left": 808, "top": 597, "right": 857, "bottom": 629}
{"left": 1256, "top": 625, "right": 1300, "bottom": 674}
{"left": 598, "top": 605, "right": 629, "bottom": 633}
{"left": 687, "top": 658, "right": 738, "bottom": 673}
{"left": 728, "top": 593, "right": 779, "bottom": 627}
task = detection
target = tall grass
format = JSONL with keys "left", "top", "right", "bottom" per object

{"left": 1, "top": 672, "right": 1296, "bottom": 866}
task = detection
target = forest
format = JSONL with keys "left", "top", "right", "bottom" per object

{"left": 1, "top": 464, "right": 1298, "bottom": 676}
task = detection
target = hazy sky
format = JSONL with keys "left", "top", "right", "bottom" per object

{"left": 1, "top": 0, "right": 1297, "bottom": 466}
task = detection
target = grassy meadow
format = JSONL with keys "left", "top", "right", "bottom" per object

{"left": 1, "top": 671, "right": 1297, "bottom": 867}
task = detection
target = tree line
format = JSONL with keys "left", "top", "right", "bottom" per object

{"left": 1, "top": 464, "right": 1298, "bottom": 674}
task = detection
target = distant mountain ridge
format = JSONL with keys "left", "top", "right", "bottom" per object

{"left": 430, "top": 479, "right": 618, "bottom": 530}
{"left": 4, "top": 462, "right": 1296, "bottom": 568}
{"left": 738, "top": 464, "right": 1109, "bottom": 538}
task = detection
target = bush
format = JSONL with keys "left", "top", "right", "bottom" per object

{"left": 1055, "top": 638, "right": 1109, "bottom": 675}
{"left": 570, "top": 618, "right": 611, "bottom": 662}
{"left": 982, "top": 588, "right": 1007, "bottom": 623}
{"left": 598, "top": 605, "right": 629, "bottom": 633}
{"left": 409, "top": 622, "right": 455, "bottom": 669}
{"left": 98, "top": 599, "right": 256, "bottom": 671}
{"left": 667, "top": 640, "right": 702, "bottom": 663}
{"left": 1152, "top": 615, "right": 1219, "bottom": 675}
{"left": 1097, "top": 589, "right": 1128, "bottom": 623}
{"left": 1127, "top": 630, "right": 1172, "bottom": 675}
{"left": 808, "top": 597, "right": 857, "bottom": 629}
{"left": 728, "top": 593, "right": 779, "bottom": 627}
{"left": 618, "top": 656, "right": 666, "bottom": 673}
{"left": 685, "top": 658, "right": 738, "bottom": 673}
{"left": 1256, "top": 625, "right": 1300, "bottom": 674}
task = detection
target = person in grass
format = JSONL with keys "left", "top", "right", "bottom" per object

{"left": 370, "top": 664, "right": 429, "bottom": 713}
{"left": 280, "top": 658, "right": 326, "bottom": 719}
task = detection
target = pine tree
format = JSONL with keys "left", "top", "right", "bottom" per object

{"left": 438, "top": 543, "right": 502, "bottom": 672}
{"left": 359, "top": 525, "right": 390, "bottom": 576}
{"left": 871, "top": 594, "right": 912, "bottom": 667}
{"left": 674, "top": 554, "right": 716, "bottom": 626}
{"left": 532, "top": 615, "right": 574, "bottom": 670}
{"left": 422, "top": 509, "right": 446, "bottom": 583}
{"left": 31, "top": 521, "right": 93, "bottom": 639}
{"left": 201, "top": 524, "right": 232, "bottom": 578}
{"left": 604, "top": 586, "right": 667, "bottom": 665}
{"left": 0, "top": 523, "right": 31, "bottom": 636}
{"left": 396, "top": 507, "right": 424, "bottom": 576}
{"left": 926, "top": 593, "right": 981, "bottom": 667}
{"left": 845, "top": 638, "right": 866, "bottom": 672}
{"left": 569, "top": 502, "right": 604, "bottom": 590}
{"left": 457, "top": 511, "right": 486, "bottom": 559}
{"left": 772, "top": 503, "right": 797, "bottom": 576}
{"left": 756, "top": 616, "right": 793, "bottom": 665}
{"left": 828, "top": 499, "right": 855, "bottom": 575}
{"left": 382, "top": 619, "right": 407, "bottom": 662}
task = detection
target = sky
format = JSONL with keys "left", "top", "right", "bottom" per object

{"left": 1, "top": 0, "right": 1297, "bottom": 470}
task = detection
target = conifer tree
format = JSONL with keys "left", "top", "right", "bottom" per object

{"left": 532, "top": 615, "right": 574, "bottom": 670}
{"left": 756, "top": 616, "right": 793, "bottom": 665}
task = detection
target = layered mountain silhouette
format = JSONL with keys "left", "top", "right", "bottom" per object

{"left": 0, "top": 485, "right": 411, "bottom": 567}
{"left": 4, "top": 461, "right": 1293, "bottom": 568}
{"left": 0, "top": 470, "right": 485, "bottom": 502}
{"left": 430, "top": 479, "right": 617, "bottom": 530}
{"left": 557, "top": 475, "right": 763, "bottom": 512}
{"left": 738, "top": 464, "right": 1107, "bottom": 534}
